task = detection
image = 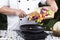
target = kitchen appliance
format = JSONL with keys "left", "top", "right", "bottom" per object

{"left": 19, "top": 23, "right": 48, "bottom": 40}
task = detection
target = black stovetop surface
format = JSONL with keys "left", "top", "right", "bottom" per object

{"left": 15, "top": 30, "right": 48, "bottom": 40}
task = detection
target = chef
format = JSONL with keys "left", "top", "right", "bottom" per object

{"left": 0, "top": 0, "right": 58, "bottom": 40}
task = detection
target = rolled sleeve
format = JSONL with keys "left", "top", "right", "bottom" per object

{"left": 40, "top": 0, "right": 46, "bottom": 5}
{"left": 0, "top": 0, "right": 8, "bottom": 8}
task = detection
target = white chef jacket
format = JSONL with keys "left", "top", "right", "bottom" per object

{"left": 0, "top": 0, "right": 46, "bottom": 30}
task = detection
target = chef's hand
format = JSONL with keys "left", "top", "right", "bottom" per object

{"left": 15, "top": 9, "right": 27, "bottom": 18}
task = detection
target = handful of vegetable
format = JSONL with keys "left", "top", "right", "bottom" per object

{"left": 28, "top": 7, "right": 54, "bottom": 23}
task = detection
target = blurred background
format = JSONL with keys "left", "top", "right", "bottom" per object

{"left": 0, "top": 0, "right": 60, "bottom": 30}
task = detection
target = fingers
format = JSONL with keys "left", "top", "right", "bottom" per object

{"left": 19, "top": 14, "right": 24, "bottom": 18}
{"left": 19, "top": 10, "right": 27, "bottom": 18}
{"left": 22, "top": 11, "right": 27, "bottom": 17}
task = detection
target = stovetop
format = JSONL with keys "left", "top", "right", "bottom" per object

{"left": 16, "top": 31, "right": 48, "bottom": 40}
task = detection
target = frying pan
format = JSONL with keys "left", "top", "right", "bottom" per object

{"left": 20, "top": 24, "right": 45, "bottom": 33}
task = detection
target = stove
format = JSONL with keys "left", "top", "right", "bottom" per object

{"left": 17, "top": 31, "right": 48, "bottom": 40}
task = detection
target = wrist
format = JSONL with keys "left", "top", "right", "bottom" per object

{"left": 14, "top": 9, "right": 21, "bottom": 16}
{"left": 13, "top": 9, "right": 19, "bottom": 16}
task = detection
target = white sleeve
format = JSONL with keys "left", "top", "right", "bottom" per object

{"left": 40, "top": 0, "right": 46, "bottom": 5}
{"left": 0, "top": 0, "right": 9, "bottom": 8}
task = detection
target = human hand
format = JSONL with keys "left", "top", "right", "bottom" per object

{"left": 15, "top": 9, "right": 27, "bottom": 18}
{"left": 39, "top": 7, "right": 54, "bottom": 19}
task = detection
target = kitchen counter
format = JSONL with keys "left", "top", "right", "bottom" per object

{"left": 0, "top": 30, "right": 60, "bottom": 40}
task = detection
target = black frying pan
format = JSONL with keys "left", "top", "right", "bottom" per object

{"left": 20, "top": 24, "right": 45, "bottom": 33}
